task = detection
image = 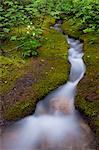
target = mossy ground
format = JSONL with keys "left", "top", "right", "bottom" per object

{"left": 1, "top": 17, "right": 68, "bottom": 122}
{"left": 61, "top": 18, "right": 82, "bottom": 38}
{"left": 62, "top": 19, "right": 99, "bottom": 143}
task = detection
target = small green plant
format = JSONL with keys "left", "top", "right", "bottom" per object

{"left": 19, "top": 25, "right": 42, "bottom": 58}
{"left": 0, "top": 0, "right": 37, "bottom": 42}
{"left": 22, "top": 39, "right": 41, "bottom": 58}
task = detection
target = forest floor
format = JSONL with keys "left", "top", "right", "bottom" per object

{"left": 0, "top": 16, "right": 99, "bottom": 145}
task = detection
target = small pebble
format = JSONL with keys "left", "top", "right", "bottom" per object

{"left": 27, "top": 31, "right": 29, "bottom": 34}
{"left": 5, "top": 81, "right": 7, "bottom": 84}
{"left": 41, "top": 59, "right": 44, "bottom": 62}
{"left": 27, "top": 25, "right": 30, "bottom": 28}
{"left": 51, "top": 67, "right": 54, "bottom": 70}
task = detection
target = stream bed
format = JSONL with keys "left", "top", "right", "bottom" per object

{"left": 0, "top": 21, "right": 96, "bottom": 150}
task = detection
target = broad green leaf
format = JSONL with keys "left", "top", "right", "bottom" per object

{"left": 3, "top": 28, "right": 10, "bottom": 33}
{"left": 10, "top": 36, "right": 17, "bottom": 41}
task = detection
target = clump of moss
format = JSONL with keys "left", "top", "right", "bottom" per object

{"left": 42, "top": 16, "right": 55, "bottom": 29}
{"left": 33, "top": 59, "right": 67, "bottom": 96}
{"left": 0, "top": 56, "right": 26, "bottom": 94}
{"left": 39, "top": 29, "right": 68, "bottom": 58}
{"left": 61, "top": 19, "right": 82, "bottom": 38}
{"left": 4, "top": 99, "right": 36, "bottom": 120}
{"left": 4, "top": 59, "right": 67, "bottom": 120}
{"left": 76, "top": 97, "right": 98, "bottom": 118}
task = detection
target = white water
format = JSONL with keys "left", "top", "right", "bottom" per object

{"left": 1, "top": 36, "right": 95, "bottom": 150}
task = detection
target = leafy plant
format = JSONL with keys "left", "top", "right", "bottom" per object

{"left": 20, "top": 27, "right": 42, "bottom": 58}
{"left": 32, "top": 0, "right": 99, "bottom": 33}
{"left": 0, "top": 0, "right": 32, "bottom": 42}
{"left": 0, "top": 0, "right": 99, "bottom": 43}
{"left": 22, "top": 39, "right": 40, "bottom": 58}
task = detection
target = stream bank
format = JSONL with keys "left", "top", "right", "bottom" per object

{"left": 1, "top": 16, "right": 99, "bottom": 146}
{"left": 1, "top": 23, "right": 96, "bottom": 150}
{"left": 0, "top": 17, "right": 68, "bottom": 124}
{"left": 62, "top": 19, "right": 99, "bottom": 145}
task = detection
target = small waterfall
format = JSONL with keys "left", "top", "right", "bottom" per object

{"left": 1, "top": 22, "right": 95, "bottom": 150}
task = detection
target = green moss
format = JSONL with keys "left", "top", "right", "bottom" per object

{"left": 0, "top": 25, "right": 30, "bottom": 94}
{"left": 0, "top": 56, "right": 26, "bottom": 94}
{"left": 76, "top": 37, "right": 99, "bottom": 140}
{"left": 76, "top": 97, "right": 99, "bottom": 118}
{"left": 4, "top": 99, "right": 36, "bottom": 120}
{"left": 4, "top": 59, "right": 67, "bottom": 120}
{"left": 3, "top": 16, "right": 68, "bottom": 121}
{"left": 95, "top": 119, "right": 99, "bottom": 140}
{"left": 61, "top": 19, "right": 82, "bottom": 38}
{"left": 0, "top": 16, "right": 56, "bottom": 94}
{"left": 39, "top": 29, "right": 68, "bottom": 58}
{"left": 33, "top": 59, "right": 67, "bottom": 97}
{"left": 42, "top": 16, "right": 55, "bottom": 29}
{"left": 11, "top": 25, "right": 28, "bottom": 35}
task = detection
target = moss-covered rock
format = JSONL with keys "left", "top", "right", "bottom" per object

{"left": 2, "top": 17, "right": 68, "bottom": 122}
{"left": 61, "top": 19, "right": 82, "bottom": 38}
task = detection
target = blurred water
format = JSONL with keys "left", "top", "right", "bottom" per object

{"left": 0, "top": 29, "right": 96, "bottom": 150}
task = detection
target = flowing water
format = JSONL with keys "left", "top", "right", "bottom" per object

{"left": 0, "top": 22, "right": 96, "bottom": 150}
